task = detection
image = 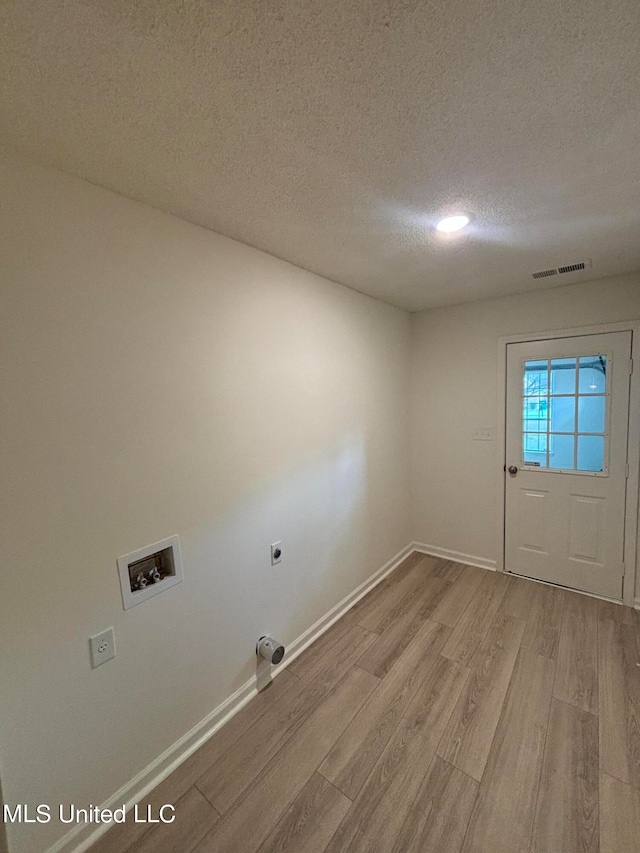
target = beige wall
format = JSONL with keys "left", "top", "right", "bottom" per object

{"left": 0, "top": 153, "right": 411, "bottom": 853}
{"left": 410, "top": 273, "right": 640, "bottom": 593}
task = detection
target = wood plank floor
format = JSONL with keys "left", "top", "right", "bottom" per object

{"left": 91, "top": 555, "right": 640, "bottom": 853}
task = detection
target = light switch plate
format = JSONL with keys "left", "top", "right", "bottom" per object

{"left": 89, "top": 627, "right": 116, "bottom": 669}
{"left": 473, "top": 427, "right": 494, "bottom": 441}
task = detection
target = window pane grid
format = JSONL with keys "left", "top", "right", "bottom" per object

{"left": 521, "top": 355, "right": 608, "bottom": 473}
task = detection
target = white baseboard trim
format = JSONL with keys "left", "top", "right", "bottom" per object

{"left": 272, "top": 542, "right": 415, "bottom": 674}
{"left": 47, "top": 680, "right": 259, "bottom": 853}
{"left": 47, "top": 542, "right": 415, "bottom": 853}
{"left": 410, "top": 542, "right": 497, "bottom": 572}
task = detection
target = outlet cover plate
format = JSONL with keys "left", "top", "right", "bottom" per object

{"left": 271, "top": 541, "right": 282, "bottom": 565}
{"left": 89, "top": 627, "right": 116, "bottom": 668}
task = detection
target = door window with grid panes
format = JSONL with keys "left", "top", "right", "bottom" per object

{"left": 522, "top": 355, "right": 608, "bottom": 473}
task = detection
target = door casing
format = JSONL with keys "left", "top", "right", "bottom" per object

{"left": 496, "top": 320, "right": 640, "bottom": 607}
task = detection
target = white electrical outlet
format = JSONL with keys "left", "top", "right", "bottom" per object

{"left": 271, "top": 541, "right": 282, "bottom": 565}
{"left": 89, "top": 627, "right": 116, "bottom": 669}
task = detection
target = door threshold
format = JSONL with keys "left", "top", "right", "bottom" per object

{"left": 505, "top": 569, "right": 626, "bottom": 607}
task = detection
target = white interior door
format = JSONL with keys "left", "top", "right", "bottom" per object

{"left": 504, "top": 331, "right": 632, "bottom": 599}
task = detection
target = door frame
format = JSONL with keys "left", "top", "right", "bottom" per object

{"left": 496, "top": 320, "right": 640, "bottom": 607}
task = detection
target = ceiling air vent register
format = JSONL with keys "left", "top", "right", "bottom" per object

{"left": 532, "top": 260, "right": 591, "bottom": 279}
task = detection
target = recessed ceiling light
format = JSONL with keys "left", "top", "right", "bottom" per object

{"left": 436, "top": 214, "right": 470, "bottom": 233}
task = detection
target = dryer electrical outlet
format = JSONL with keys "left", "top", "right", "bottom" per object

{"left": 271, "top": 541, "right": 282, "bottom": 565}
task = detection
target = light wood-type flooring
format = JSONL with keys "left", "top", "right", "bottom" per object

{"left": 91, "top": 553, "right": 640, "bottom": 853}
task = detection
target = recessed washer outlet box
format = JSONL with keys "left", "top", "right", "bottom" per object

{"left": 117, "top": 535, "right": 183, "bottom": 610}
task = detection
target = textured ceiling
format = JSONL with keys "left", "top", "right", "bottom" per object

{"left": 1, "top": 1, "right": 640, "bottom": 311}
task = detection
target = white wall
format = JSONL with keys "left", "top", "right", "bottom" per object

{"left": 410, "top": 274, "right": 640, "bottom": 593}
{"left": 0, "top": 779, "right": 8, "bottom": 853}
{"left": 0, "top": 153, "right": 411, "bottom": 853}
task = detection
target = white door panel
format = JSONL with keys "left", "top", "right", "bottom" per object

{"left": 568, "top": 494, "right": 603, "bottom": 565}
{"left": 504, "top": 331, "right": 631, "bottom": 599}
{"left": 518, "top": 489, "right": 549, "bottom": 554}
